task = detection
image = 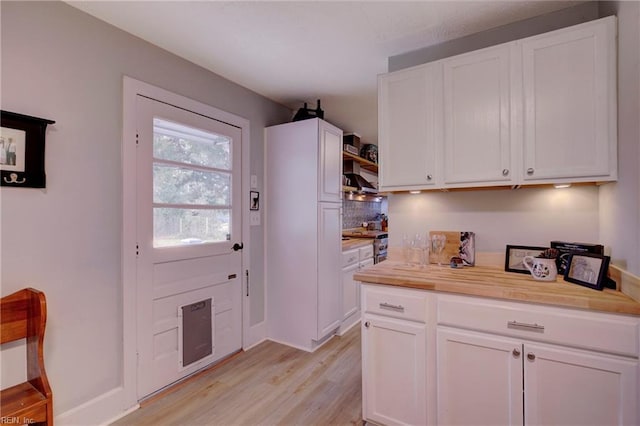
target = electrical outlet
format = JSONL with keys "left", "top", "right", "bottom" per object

{"left": 250, "top": 211, "right": 260, "bottom": 226}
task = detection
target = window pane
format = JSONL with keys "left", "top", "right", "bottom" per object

{"left": 153, "top": 164, "right": 231, "bottom": 206}
{"left": 154, "top": 208, "right": 230, "bottom": 247}
{"left": 153, "top": 118, "right": 231, "bottom": 170}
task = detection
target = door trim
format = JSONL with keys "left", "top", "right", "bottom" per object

{"left": 122, "top": 76, "right": 252, "bottom": 409}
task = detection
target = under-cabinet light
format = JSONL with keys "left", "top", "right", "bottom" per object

{"left": 409, "top": 190, "right": 421, "bottom": 194}
{"left": 554, "top": 184, "right": 572, "bottom": 189}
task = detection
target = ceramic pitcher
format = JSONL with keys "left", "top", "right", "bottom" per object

{"left": 523, "top": 256, "right": 558, "bottom": 281}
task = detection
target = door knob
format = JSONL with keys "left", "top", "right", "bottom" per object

{"left": 527, "top": 353, "right": 536, "bottom": 361}
{"left": 527, "top": 168, "right": 535, "bottom": 175}
{"left": 364, "top": 321, "right": 370, "bottom": 328}
{"left": 232, "top": 242, "right": 244, "bottom": 251}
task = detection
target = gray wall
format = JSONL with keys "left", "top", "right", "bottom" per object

{"left": 0, "top": 0, "right": 290, "bottom": 421}
{"left": 386, "top": 2, "right": 640, "bottom": 275}
{"left": 598, "top": 1, "right": 640, "bottom": 274}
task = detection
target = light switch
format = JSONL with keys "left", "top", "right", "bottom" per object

{"left": 250, "top": 211, "right": 260, "bottom": 226}
{"left": 250, "top": 175, "right": 258, "bottom": 189}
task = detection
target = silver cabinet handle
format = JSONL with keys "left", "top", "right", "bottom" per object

{"left": 512, "top": 348, "right": 521, "bottom": 357}
{"left": 426, "top": 174, "right": 433, "bottom": 181}
{"left": 379, "top": 302, "right": 405, "bottom": 312}
{"left": 502, "top": 169, "right": 509, "bottom": 176}
{"left": 526, "top": 168, "right": 535, "bottom": 175}
{"left": 527, "top": 353, "right": 536, "bottom": 361}
{"left": 364, "top": 321, "right": 370, "bottom": 328}
{"left": 507, "top": 320, "right": 545, "bottom": 332}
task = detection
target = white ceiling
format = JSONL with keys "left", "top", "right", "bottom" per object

{"left": 67, "top": 0, "right": 584, "bottom": 144}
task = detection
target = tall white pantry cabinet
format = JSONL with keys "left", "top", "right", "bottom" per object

{"left": 265, "top": 118, "right": 343, "bottom": 351}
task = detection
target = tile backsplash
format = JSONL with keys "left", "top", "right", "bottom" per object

{"left": 343, "top": 199, "right": 384, "bottom": 229}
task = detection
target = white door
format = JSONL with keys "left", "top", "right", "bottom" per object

{"left": 443, "top": 44, "right": 514, "bottom": 185}
{"left": 135, "top": 95, "right": 243, "bottom": 398}
{"left": 524, "top": 342, "right": 638, "bottom": 426}
{"left": 437, "top": 328, "right": 524, "bottom": 426}
{"left": 378, "top": 63, "right": 440, "bottom": 190}
{"left": 362, "top": 315, "right": 427, "bottom": 426}
{"left": 521, "top": 17, "right": 616, "bottom": 182}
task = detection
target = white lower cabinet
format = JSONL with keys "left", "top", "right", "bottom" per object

{"left": 363, "top": 315, "right": 427, "bottom": 426}
{"left": 437, "top": 328, "right": 524, "bottom": 426}
{"left": 361, "top": 286, "right": 640, "bottom": 426}
{"left": 340, "top": 245, "right": 374, "bottom": 335}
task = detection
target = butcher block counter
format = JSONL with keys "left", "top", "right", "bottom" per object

{"left": 341, "top": 238, "right": 373, "bottom": 252}
{"left": 354, "top": 259, "right": 640, "bottom": 316}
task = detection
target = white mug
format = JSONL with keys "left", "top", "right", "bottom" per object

{"left": 522, "top": 256, "right": 558, "bottom": 281}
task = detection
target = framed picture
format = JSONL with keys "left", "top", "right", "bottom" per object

{"left": 250, "top": 191, "right": 259, "bottom": 211}
{"left": 564, "top": 253, "right": 610, "bottom": 291}
{"left": 1, "top": 110, "right": 55, "bottom": 188}
{"left": 505, "top": 245, "right": 548, "bottom": 274}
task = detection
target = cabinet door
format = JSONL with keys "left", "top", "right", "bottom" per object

{"left": 378, "top": 63, "right": 440, "bottom": 190}
{"left": 316, "top": 203, "right": 342, "bottom": 338}
{"left": 342, "top": 262, "right": 359, "bottom": 321}
{"left": 318, "top": 120, "right": 343, "bottom": 202}
{"left": 437, "top": 328, "right": 524, "bottom": 426}
{"left": 524, "top": 343, "right": 638, "bottom": 426}
{"left": 521, "top": 17, "right": 616, "bottom": 182}
{"left": 442, "top": 44, "right": 514, "bottom": 186}
{"left": 362, "top": 315, "right": 427, "bottom": 426}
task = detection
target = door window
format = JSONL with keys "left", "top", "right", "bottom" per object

{"left": 152, "top": 118, "right": 233, "bottom": 247}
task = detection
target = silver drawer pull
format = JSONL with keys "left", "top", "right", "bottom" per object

{"left": 508, "top": 320, "right": 545, "bottom": 332}
{"left": 380, "top": 302, "right": 405, "bottom": 312}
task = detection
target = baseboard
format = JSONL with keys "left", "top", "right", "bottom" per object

{"left": 337, "top": 316, "right": 361, "bottom": 336}
{"left": 56, "top": 386, "right": 138, "bottom": 426}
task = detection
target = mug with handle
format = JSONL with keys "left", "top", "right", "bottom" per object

{"left": 523, "top": 256, "right": 558, "bottom": 281}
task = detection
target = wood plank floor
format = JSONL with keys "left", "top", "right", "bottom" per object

{"left": 113, "top": 326, "right": 363, "bottom": 426}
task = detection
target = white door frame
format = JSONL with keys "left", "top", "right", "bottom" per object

{"left": 121, "top": 76, "right": 252, "bottom": 409}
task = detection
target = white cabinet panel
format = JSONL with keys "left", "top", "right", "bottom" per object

{"left": 342, "top": 262, "right": 359, "bottom": 321}
{"left": 437, "top": 328, "right": 524, "bottom": 426}
{"left": 317, "top": 202, "right": 343, "bottom": 338}
{"left": 378, "top": 63, "right": 440, "bottom": 190}
{"left": 524, "top": 343, "right": 638, "bottom": 426}
{"left": 443, "top": 44, "right": 514, "bottom": 185}
{"left": 362, "top": 315, "right": 427, "bottom": 426}
{"left": 521, "top": 17, "right": 617, "bottom": 182}
{"left": 318, "top": 120, "right": 343, "bottom": 202}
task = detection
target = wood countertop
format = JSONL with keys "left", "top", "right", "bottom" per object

{"left": 354, "top": 260, "right": 640, "bottom": 316}
{"left": 342, "top": 238, "right": 373, "bottom": 252}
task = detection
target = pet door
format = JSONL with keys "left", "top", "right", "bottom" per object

{"left": 180, "top": 298, "right": 213, "bottom": 367}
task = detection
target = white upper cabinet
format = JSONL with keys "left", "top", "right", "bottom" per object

{"left": 443, "top": 44, "right": 515, "bottom": 186}
{"left": 521, "top": 16, "right": 617, "bottom": 183}
{"left": 318, "top": 120, "right": 343, "bottom": 202}
{"left": 377, "top": 16, "right": 617, "bottom": 190}
{"left": 378, "top": 63, "right": 441, "bottom": 191}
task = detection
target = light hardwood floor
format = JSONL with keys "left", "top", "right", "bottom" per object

{"left": 114, "top": 325, "right": 363, "bottom": 426}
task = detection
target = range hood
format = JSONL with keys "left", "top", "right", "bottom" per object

{"left": 344, "top": 173, "right": 377, "bottom": 193}
{"left": 344, "top": 160, "right": 377, "bottom": 194}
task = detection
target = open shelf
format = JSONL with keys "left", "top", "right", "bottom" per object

{"left": 342, "top": 151, "right": 378, "bottom": 173}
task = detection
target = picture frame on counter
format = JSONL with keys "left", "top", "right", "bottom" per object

{"left": 564, "top": 253, "right": 610, "bottom": 291}
{"left": 505, "top": 245, "right": 548, "bottom": 274}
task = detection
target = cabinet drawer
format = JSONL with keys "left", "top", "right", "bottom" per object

{"left": 342, "top": 249, "right": 359, "bottom": 267}
{"left": 359, "top": 244, "right": 374, "bottom": 261}
{"left": 438, "top": 295, "right": 640, "bottom": 357}
{"left": 363, "top": 285, "right": 428, "bottom": 323}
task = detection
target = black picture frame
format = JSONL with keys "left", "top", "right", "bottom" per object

{"left": 505, "top": 245, "right": 548, "bottom": 274}
{"left": 250, "top": 191, "right": 259, "bottom": 211}
{"left": 1, "top": 110, "right": 55, "bottom": 188}
{"left": 564, "top": 252, "right": 610, "bottom": 291}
